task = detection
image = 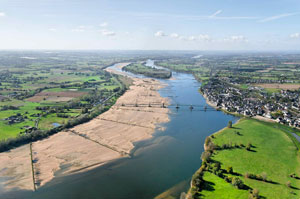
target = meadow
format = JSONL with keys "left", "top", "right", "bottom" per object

{"left": 190, "top": 118, "right": 300, "bottom": 199}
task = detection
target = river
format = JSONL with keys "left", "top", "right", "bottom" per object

{"left": 2, "top": 60, "right": 238, "bottom": 199}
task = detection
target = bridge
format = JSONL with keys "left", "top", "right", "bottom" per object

{"left": 114, "top": 103, "right": 219, "bottom": 111}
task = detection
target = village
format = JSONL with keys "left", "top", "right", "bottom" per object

{"left": 201, "top": 78, "right": 300, "bottom": 128}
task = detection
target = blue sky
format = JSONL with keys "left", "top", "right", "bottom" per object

{"left": 0, "top": 0, "right": 300, "bottom": 50}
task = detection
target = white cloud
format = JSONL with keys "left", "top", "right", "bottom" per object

{"left": 48, "top": 28, "right": 57, "bottom": 32}
{"left": 224, "top": 35, "right": 248, "bottom": 42}
{"left": 259, "top": 12, "right": 299, "bottom": 22}
{"left": 0, "top": 12, "right": 6, "bottom": 17}
{"left": 169, "top": 33, "right": 212, "bottom": 42}
{"left": 198, "top": 34, "right": 212, "bottom": 41}
{"left": 290, "top": 33, "right": 300, "bottom": 39}
{"left": 210, "top": 10, "right": 222, "bottom": 18}
{"left": 100, "top": 22, "right": 108, "bottom": 27}
{"left": 170, "top": 33, "right": 179, "bottom": 39}
{"left": 154, "top": 31, "right": 167, "bottom": 37}
{"left": 100, "top": 29, "right": 116, "bottom": 36}
{"left": 128, "top": 11, "right": 257, "bottom": 21}
{"left": 188, "top": 36, "right": 196, "bottom": 41}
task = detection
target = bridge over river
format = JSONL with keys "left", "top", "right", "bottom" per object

{"left": 115, "top": 103, "right": 219, "bottom": 111}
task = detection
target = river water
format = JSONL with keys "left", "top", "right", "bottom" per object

{"left": 2, "top": 60, "right": 238, "bottom": 199}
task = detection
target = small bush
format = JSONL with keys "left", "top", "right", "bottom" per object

{"left": 255, "top": 174, "right": 263, "bottom": 181}
{"left": 246, "top": 143, "right": 252, "bottom": 151}
{"left": 201, "top": 151, "right": 212, "bottom": 162}
{"left": 227, "top": 166, "right": 233, "bottom": 174}
{"left": 245, "top": 172, "right": 249, "bottom": 178}
{"left": 225, "top": 176, "right": 233, "bottom": 183}
{"left": 261, "top": 172, "right": 267, "bottom": 181}
{"left": 249, "top": 188, "right": 260, "bottom": 199}
{"left": 228, "top": 121, "right": 233, "bottom": 128}
{"left": 286, "top": 181, "right": 291, "bottom": 188}
{"left": 232, "top": 177, "right": 244, "bottom": 189}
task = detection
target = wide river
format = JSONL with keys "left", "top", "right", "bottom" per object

{"left": 3, "top": 60, "right": 238, "bottom": 199}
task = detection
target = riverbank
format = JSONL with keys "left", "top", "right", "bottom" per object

{"left": 202, "top": 92, "right": 300, "bottom": 131}
{"left": 187, "top": 118, "right": 300, "bottom": 199}
{"left": 0, "top": 64, "right": 170, "bottom": 191}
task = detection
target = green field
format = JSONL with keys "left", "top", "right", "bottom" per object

{"left": 190, "top": 118, "right": 300, "bottom": 199}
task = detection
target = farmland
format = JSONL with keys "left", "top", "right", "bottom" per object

{"left": 0, "top": 51, "right": 130, "bottom": 141}
{"left": 157, "top": 53, "right": 300, "bottom": 87}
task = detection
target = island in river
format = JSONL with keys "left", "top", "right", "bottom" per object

{"left": 123, "top": 62, "right": 172, "bottom": 79}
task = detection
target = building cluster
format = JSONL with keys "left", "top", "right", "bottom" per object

{"left": 4, "top": 114, "right": 25, "bottom": 125}
{"left": 201, "top": 79, "right": 300, "bottom": 128}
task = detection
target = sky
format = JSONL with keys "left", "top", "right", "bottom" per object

{"left": 0, "top": 0, "right": 300, "bottom": 50}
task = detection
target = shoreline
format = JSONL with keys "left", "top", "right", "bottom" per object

{"left": 186, "top": 91, "right": 300, "bottom": 198}
{"left": 186, "top": 117, "right": 300, "bottom": 199}
{"left": 0, "top": 63, "right": 170, "bottom": 192}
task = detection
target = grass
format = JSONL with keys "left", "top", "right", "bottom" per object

{"left": 238, "top": 84, "right": 249, "bottom": 90}
{"left": 195, "top": 118, "right": 300, "bottom": 199}
{"left": 0, "top": 120, "right": 36, "bottom": 140}
{"left": 38, "top": 113, "right": 70, "bottom": 130}
{"left": 199, "top": 172, "right": 247, "bottom": 199}
{"left": 265, "top": 88, "right": 281, "bottom": 94}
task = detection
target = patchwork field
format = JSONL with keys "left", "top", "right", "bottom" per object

{"left": 0, "top": 52, "right": 125, "bottom": 141}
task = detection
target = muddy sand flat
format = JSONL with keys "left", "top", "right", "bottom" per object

{"left": 0, "top": 65, "right": 170, "bottom": 191}
{"left": 0, "top": 144, "right": 34, "bottom": 191}
{"left": 32, "top": 131, "right": 121, "bottom": 187}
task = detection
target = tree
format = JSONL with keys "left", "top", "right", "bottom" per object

{"left": 252, "top": 189, "right": 259, "bottom": 198}
{"left": 205, "top": 137, "right": 212, "bottom": 146}
{"left": 227, "top": 166, "right": 233, "bottom": 174}
{"left": 261, "top": 172, "right": 267, "bottom": 181}
{"left": 232, "top": 177, "right": 244, "bottom": 189}
{"left": 249, "top": 188, "right": 260, "bottom": 199}
{"left": 228, "top": 120, "right": 233, "bottom": 128}
{"left": 246, "top": 143, "right": 252, "bottom": 151}
{"left": 206, "top": 142, "right": 215, "bottom": 151}
{"left": 201, "top": 151, "right": 212, "bottom": 162}
{"left": 286, "top": 181, "right": 291, "bottom": 188}
{"left": 82, "top": 108, "right": 88, "bottom": 114}
{"left": 214, "top": 162, "right": 221, "bottom": 171}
